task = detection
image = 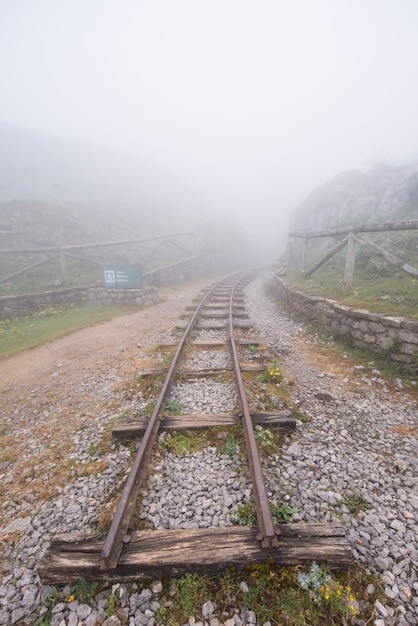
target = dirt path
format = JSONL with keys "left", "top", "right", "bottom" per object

{"left": 0, "top": 281, "right": 206, "bottom": 392}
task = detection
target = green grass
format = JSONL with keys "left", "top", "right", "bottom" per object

{"left": 162, "top": 430, "right": 207, "bottom": 455}
{"left": 231, "top": 500, "right": 299, "bottom": 527}
{"left": 336, "top": 494, "right": 369, "bottom": 517}
{"left": 287, "top": 233, "right": 418, "bottom": 321}
{"left": 0, "top": 303, "right": 137, "bottom": 358}
{"left": 154, "top": 563, "right": 384, "bottom": 625}
{"left": 304, "top": 322, "right": 418, "bottom": 382}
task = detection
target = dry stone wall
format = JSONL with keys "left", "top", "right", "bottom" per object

{"left": 86, "top": 285, "right": 161, "bottom": 307}
{"left": 271, "top": 273, "right": 418, "bottom": 373}
{"left": 0, "top": 285, "right": 162, "bottom": 321}
{"left": 0, "top": 286, "right": 88, "bottom": 321}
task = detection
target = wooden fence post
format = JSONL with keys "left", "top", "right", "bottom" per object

{"left": 343, "top": 232, "right": 356, "bottom": 295}
{"left": 60, "top": 250, "right": 68, "bottom": 281}
{"left": 287, "top": 237, "right": 294, "bottom": 268}
{"left": 301, "top": 238, "right": 308, "bottom": 272}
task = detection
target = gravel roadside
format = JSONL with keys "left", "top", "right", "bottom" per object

{"left": 0, "top": 272, "right": 417, "bottom": 626}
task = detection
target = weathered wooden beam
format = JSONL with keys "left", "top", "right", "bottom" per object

{"left": 0, "top": 253, "right": 59, "bottom": 284}
{"left": 354, "top": 234, "right": 418, "bottom": 278}
{"left": 0, "top": 232, "right": 194, "bottom": 254}
{"left": 137, "top": 367, "right": 235, "bottom": 377}
{"left": 64, "top": 252, "right": 104, "bottom": 266}
{"left": 343, "top": 232, "right": 356, "bottom": 294}
{"left": 184, "top": 340, "right": 259, "bottom": 347}
{"left": 112, "top": 411, "right": 296, "bottom": 439}
{"left": 289, "top": 219, "right": 418, "bottom": 239}
{"left": 38, "top": 524, "right": 353, "bottom": 585}
{"left": 305, "top": 236, "right": 349, "bottom": 278}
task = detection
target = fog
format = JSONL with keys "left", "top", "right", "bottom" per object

{"left": 1, "top": 0, "right": 418, "bottom": 260}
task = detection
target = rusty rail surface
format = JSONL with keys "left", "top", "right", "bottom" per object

{"left": 100, "top": 271, "right": 278, "bottom": 570}
{"left": 229, "top": 276, "right": 279, "bottom": 548}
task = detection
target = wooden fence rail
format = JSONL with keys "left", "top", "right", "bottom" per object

{"left": 288, "top": 220, "right": 418, "bottom": 294}
{"left": 0, "top": 231, "right": 195, "bottom": 286}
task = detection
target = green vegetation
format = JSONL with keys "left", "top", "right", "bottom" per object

{"left": 154, "top": 562, "right": 382, "bottom": 625}
{"left": 34, "top": 565, "right": 383, "bottom": 626}
{"left": 219, "top": 434, "right": 239, "bottom": 459}
{"left": 105, "top": 592, "right": 120, "bottom": 618}
{"left": 141, "top": 399, "right": 157, "bottom": 418}
{"left": 164, "top": 399, "right": 185, "bottom": 415}
{"left": 162, "top": 430, "right": 207, "bottom": 455}
{"left": 231, "top": 501, "right": 257, "bottom": 526}
{"left": 70, "top": 576, "right": 99, "bottom": 603}
{"left": 0, "top": 303, "right": 137, "bottom": 358}
{"left": 231, "top": 500, "right": 298, "bottom": 526}
{"left": 305, "top": 323, "right": 417, "bottom": 382}
{"left": 287, "top": 231, "right": 418, "bottom": 321}
{"left": 274, "top": 502, "right": 299, "bottom": 523}
{"left": 336, "top": 494, "right": 369, "bottom": 517}
{"left": 296, "top": 562, "right": 358, "bottom": 620}
{"left": 254, "top": 424, "right": 274, "bottom": 450}
{"left": 174, "top": 573, "right": 208, "bottom": 619}
{"left": 33, "top": 587, "right": 60, "bottom": 626}
{"left": 256, "top": 363, "right": 283, "bottom": 384}
{"left": 160, "top": 426, "right": 245, "bottom": 458}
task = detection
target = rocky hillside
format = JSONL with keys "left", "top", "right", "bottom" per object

{"left": 290, "top": 163, "right": 418, "bottom": 232}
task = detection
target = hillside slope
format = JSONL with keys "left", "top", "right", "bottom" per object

{"left": 291, "top": 163, "right": 418, "bottom": 232}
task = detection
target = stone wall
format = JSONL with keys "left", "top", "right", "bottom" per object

{"left": 0, "top": 286, "right": 89, "bottom": 321}
{"left": 86, "top": 285, "right": 161, "bottom": 307}
{"left": 271, "top": 273, "right": 418, "bottom": 373}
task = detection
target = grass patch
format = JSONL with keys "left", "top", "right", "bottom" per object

{"left": 255, "top": 424, "right": 275, "bottom": 451}
{"left": 306, "top": 323, "right": 418, "bottom": 386}
{"left": 336, "top": 494, "right": 369, "bottom": 517}
{"left": 231, "top": 500, "right": 299, "bottom": 526}
{"left": 165, "top": 399, "right": 184, "bottom": 415}
{"left": 286, "top": 237, "right": 418, "bottom": 321}
{"left": 0, "top": 303, "right": 138, "bottom": 358}
{"left": 162, "top": 430, "right": 208, "bottom": 455}
{"left": 70, "top": 576, "right": 100, "bottom": 603}
{"left": 243, "top": 368, "right": 291, "bottom": 414}
{"left": 0, "top": 433, "right": 19, "bottom": 464}
{"left": 219, "top": 434, "right": 239, "bottom": 459}
{"left": 154, "top": 563, "right": 383, "bottom": 625}
{"left": 161, "top": 426, "right": 245, "bottom": 458}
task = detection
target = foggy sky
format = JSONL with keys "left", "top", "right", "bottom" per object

{"left": 1, "top": 0, "right": 418, "bottom": 256}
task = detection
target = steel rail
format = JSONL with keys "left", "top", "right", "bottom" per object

{"left": 100, "top": 278, "right": 228, "bottom": 570}
{"left": 229, "top": 276, "right": 280, "bottom": 548}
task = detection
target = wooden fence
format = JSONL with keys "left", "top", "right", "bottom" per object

{"left": 0, "top": 231, "right": 195, "bottom": 288}
{"left": 288, "top": 220, "right": 418, "bottom": 294}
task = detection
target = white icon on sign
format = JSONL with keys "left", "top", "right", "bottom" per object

{"left": 104, "top": 270, "right": 116, "bottom": 283}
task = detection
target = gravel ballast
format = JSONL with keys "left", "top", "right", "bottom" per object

{"left": 0, "top": 273, "right": 416, "bottom": 625}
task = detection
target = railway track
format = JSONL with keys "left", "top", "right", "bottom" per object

{"left": 39, "top": 272, "right": 352, "bottom": 584}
